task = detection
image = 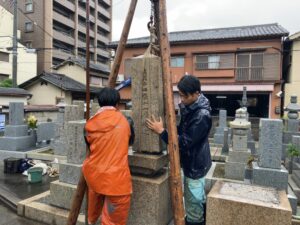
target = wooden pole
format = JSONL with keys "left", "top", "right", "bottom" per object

{"left": 158, "top": 1, "right": 185, "bottom": 225}
{"left": 67, "top": 1, "right": 138, "bottom": 224}
{"left": 108, "top": 0, "right": 138, "bottom": 88}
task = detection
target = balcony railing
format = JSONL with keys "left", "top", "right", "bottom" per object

{"left": 236, "top": 67, "right": 263, "bottom": 81}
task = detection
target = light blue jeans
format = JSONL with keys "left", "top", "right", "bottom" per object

{"left": 184, "top": 176, "right": 206, "bottom": 223}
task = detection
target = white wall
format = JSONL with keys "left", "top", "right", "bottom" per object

{"left": 0, "top": 5, "right": 37, "bottom": 85}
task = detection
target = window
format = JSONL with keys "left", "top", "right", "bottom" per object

{"left": 195, "top": 54, "right": 234, "bottom": 70}
{"left": 0, "top": 52, "right": 9, "bottom": 62}
{"left": 25, "top": 22, "right": 33, "bottom": 32}
{"left": 25, "top": 0, "right": 33, "bottom": 13}
{"left": 90, "top": 76, "right": 101, "bottom": 85}
{"left": 236, "top": 53, "right": 263, "bottom": 81}
{"left": 171, "top": 56, "right": 184, "bottom": 67}
{"left": 25, "top": 41, "right": 32, "bottom": 49}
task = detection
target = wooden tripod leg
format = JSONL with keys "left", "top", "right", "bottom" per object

{"left": 158, "top": 0, "right": 186, "bottom": 225}
{"left": 66, "top": 1, "right": 138, "bottom": 225}
{"left": 108, "top": 0, "right": 139, "bottom": 88}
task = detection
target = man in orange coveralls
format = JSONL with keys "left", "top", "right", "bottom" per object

{"left": 82, "top": 87, "right": 133, "bottom": 225}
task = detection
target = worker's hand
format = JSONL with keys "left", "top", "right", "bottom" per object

{"left": 146, "top": 115, "right": 164, "bottom": 134}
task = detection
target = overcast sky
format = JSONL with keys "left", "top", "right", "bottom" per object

{"left": 112, "top": 0, "right": 300, "bottom": 41}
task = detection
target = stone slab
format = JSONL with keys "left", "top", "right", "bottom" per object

{"left": 248, "top": 140, "right": 257, "bottom": 155}
{"left": 0, "top": 135, "right": 35, "bottom": 151}
{"left": 37, "top": 122, "right": 56, "bottom": 142}
{"left": 258, "top": 119, "right": 283, "bottom": 169}
{"left": 66, "top": 120, "right": 86, "bottom": 164}
{"left": 49, "top": 180, "right": 86, "bottom": 212}
{"left": 224, "top": 161, "right": 246, "bottom": 181}
{"left": 206, "top": 181, "right": 292, "bottom": 225}
{"left": 227, "top": 149, "right": 251, "bottom": 163}
{"left": 129, "top": 56, "right": 164, "bottom": 153}
{"left": 59, "top": 162, "right": 82, "bottom": 185}
{"left": 4, "top": 125, "right": 28, "bottom": 137}
{"left": 289, "top": 175, "right": 300, "bottom": 204}
{"left": 253, "top": 162, "right": 288, "bottom": 190}
{"left": 288, "top": 185, "right": 298, "bottom": 215}
{"left": 0, "top": 150, "right": 26, "bottom": 162}
{"left": 24, "top": 199, "right": 85, "bottom": 225}
{"left": 9, "top": 102, "right": 24, "bottom": 125}
{"left": 128, "top": 170, "right": 173, "bottom": 225}
{"left": 232, "top": 134, "right": 248, "bottom": 151}
{"left": 128, "top": 149, "right": 168, "bottom": 175}
{"left": 283, "top": 131, "right": 300, "bottom": 144}
{"left": 292, "top": 170, "right": 300, "bottom": 188}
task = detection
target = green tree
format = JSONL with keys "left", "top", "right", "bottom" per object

{"left": 0, "top": 79, "right": 13, "bottom": 88}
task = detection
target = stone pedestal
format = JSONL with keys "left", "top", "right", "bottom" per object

{"left": 0, "top": 102, "right": 36, "bottom": 151}
{"left": 127, "top": 171, "right": 172, "bottom": 225}
{"left": 224, "top": 108, "right": 251, "bottom": 180}
{"left": 253, "top": 162, "right": 288, "bottom": 190}
{"left": 206, "top": 181, "right": 292, "bottom": 225}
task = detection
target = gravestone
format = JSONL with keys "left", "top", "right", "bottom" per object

{"left": 0, "top": 102, "right": 36, "bottom": 151}
{"left": 221, "top": 128, "right": 229, "bottom": 155}
{"left": 49, "top": 120, "right": 86, "bottom": 211}
{"left": 52, "top": 104, "right": 84, "bottom": 156}
{"left": 125, "top": 55, "right": 172, "bottom": 225}
{"left": 130, "top": 55, "right": 164, "bottom": 153}
{"left": 206, "top": 181, "right": 292, "bottom": 225}
{"left": 213, "top": 110, "right": 231, "bottom": 145}
{"left": 225, "top": 108, "right": 251, "bottom": 180}
{"left": 36, "top": 122, "right": 56, "bottom": 146}
{"left": 253, "top": 119, "right": 288, "bottom": 190}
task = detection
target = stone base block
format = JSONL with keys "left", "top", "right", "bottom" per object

{"left": 0, "top": 135, "right": 35, "bottom": 151}
{"left": 253, "top": 162, "right": 288, "bottom": 190}
{"left": 224, "top": 161, "right": 246, "bottom": 181}
{"left": 213, "top": 133, "right": 224, "bottom": 145}
{"left": 49, "top": 180, "right": 86, "bottom": 212}
{"left": 59, "top": 162, "right": 82, "bottom": 185}
{"left": 0, "top": 150, "right": 26, "bottom": 161}
{"left": 128, "top": 170, "right": 172, "bottom": 225}
{"left": 227, "top": 149, "right": 251, "bottom": 163}
{"left": 206, "top": 181, "right": 292, "bottom": 225}
{"left": 288, "top": 185, "right": 298, "bottom": 215}
{"left": 289, "top": 175, "right": 300, "bottom": 204}
{"left": 4, "top": 125, "right": 28, "bottom": 137}
{"left": 292, "top": 170, "right": 300, "bottom": 188}
{"left": 128, "top": 149, "right": 168, "bottom": 175}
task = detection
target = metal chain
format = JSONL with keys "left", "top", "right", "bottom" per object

{"left": 148, "top": 0, "right": 160, "bottom": 55}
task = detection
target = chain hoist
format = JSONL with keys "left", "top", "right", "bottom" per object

{"left": 147, "top": 0, "right": 160, "bottom": 55}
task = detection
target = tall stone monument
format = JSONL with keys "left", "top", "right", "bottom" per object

{"left": 125, "top": 54, "right": 172, "bottom": 225}
{"left": 213, "top": 110, "right": 231, "bottom": 145}
{"left": 253, "top": 119, "right": 288, "bottom": 190}
{"left": 0, "top": 102, "right": 36, "bottom": 151}
{"left": 52, "top": 103, "right": 84, "bottom": 156}
{"left": 225, "top": 108, "right": 251, "bottom": 180}
{"left": 282, "top": 95, "right": 300, "bottom": 160}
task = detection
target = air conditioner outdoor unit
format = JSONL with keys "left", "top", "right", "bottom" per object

{"left": 116, "top": 74, "right": 125, "bottom": 83}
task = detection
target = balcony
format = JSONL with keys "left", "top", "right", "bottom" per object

{"left": 52, "top": 49, "right": 73, "bottom": 61}
{"left": 98, "top": 6, "right": 110, "bottom": 19}
{"left": 97, "top": 33, "right": 109, "bottom": 44}
{"left": 78, "top": 39, "right": 95, "bottom": 53}
{"left": 236, "top": 67, "right": 263, "bottom": 81}
{"left": 98, "top": 21, "right": 110, "bottom": 32}
{"left": 97, "top": 48, "right": 110, "bottom": 59}
{"left": 54, "top": 0, "right": 75, "bottom": 11}
{"left": 102, "top": 0, "right": 111, "bottom": 7}
{"left": 78, "top": 7, "right": 96, "bottom": 24}
{"left": 53, "top": 11, "right": 75, "bottom": 28}
{"left": 78, "top": 24, "right": 95, "bottom": 37}
{"left": 53, "top": 29, "right": 75, "bottom": 46}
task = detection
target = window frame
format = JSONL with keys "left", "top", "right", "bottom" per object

{"left": 25, "top": 22, "right": 34, "bottom": 32}
{"left": 25, "top": 0, "right": 34, "bottom": 13}
{"left": 170, "top": 55, "right": 184, "bottom": 68}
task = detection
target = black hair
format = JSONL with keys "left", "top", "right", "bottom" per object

{"left": 177, "top": 75, "right": 201, "bottom": 96}
{"left": 97, "top": 87, "right": 120, "bottom": 107}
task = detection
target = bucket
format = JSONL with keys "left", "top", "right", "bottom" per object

{"left": 28, "top": 167, "right": 43, "bottom": 183}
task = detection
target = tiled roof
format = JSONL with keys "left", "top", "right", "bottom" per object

{"left": 19, "top": 72, "right": 101, "bottom": 93}
{"left": 0, "top": 87, "right": 32, "bottom": 97}
{"left": 52, "top": 57, "right": 110, "bottom": 75}
{"left": 109, "top": 23, "right": 289, "bottom": 47}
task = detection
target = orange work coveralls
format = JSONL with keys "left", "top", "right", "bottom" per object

{"left": 82, "top": 107, "right": 132, "bottom": 225}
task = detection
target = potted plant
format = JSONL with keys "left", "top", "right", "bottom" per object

{"left": 287, "top": 143, "right": 300, "bottom": 174}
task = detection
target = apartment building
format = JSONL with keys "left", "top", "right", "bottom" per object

{"left": 0, "top": 0, "right": 111, "bottom": 78}
{"left": 110, "top": 23, "right": 289, "bottom": 118}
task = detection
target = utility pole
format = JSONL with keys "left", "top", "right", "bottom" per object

{"left": 12, "top": 0, "right": 18, "bottom": 88}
